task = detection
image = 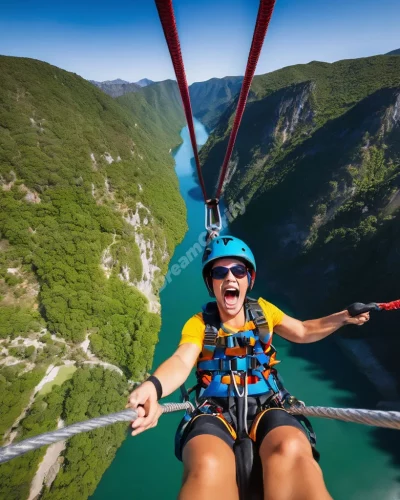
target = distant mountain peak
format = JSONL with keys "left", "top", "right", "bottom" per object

{"left": 135, "top": 78, "right": 154, "bottom": 87}
{"left": 385, "top": 49, "right": 400, "bottom": 55}
{"left": 89, "top": 78, "right": 129, "bottom": 85}
{"left": 108, "top": 78, "right": 130, "bottom": 85}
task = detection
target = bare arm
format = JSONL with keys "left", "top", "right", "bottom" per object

{"left": 152, "top": 342, "right": 201, "bottom": 397}
{"left": 275, "top": 310, "right": 370, "bottom": 344}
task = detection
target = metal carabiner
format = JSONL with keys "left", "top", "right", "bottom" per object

{"left": 205, "top": 198, "right": 222, "bottom": 240}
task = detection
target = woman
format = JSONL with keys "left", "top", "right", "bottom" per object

{"left": 127, "top": 235, "right": 369, "bottom": 500}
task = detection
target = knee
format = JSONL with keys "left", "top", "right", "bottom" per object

{"left": 185, "top": 449, "right": 226, "bottom": 482}
{"left": 263, "top": 433, "right": 311, "bottom": 462}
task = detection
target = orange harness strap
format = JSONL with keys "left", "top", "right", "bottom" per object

{"left": 248, "top": 407, "right": 288, "bottom": 441}
{"left": 190, "top": 412, "right": 237, "bottom": 440}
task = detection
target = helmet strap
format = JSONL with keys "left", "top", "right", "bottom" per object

{"left": 248, "top": 270, "right": 256, "bottom": 291}
{"left": 206, "top": 276, "right": 215, "bottom": 296}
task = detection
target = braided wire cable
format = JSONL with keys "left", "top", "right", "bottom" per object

{"left": 0, "top": 401, "right": 194, "bottom": 465}
{"left": 287, "top": 403, "right": 400, "bottom": 430}
{"left": 1, "top": 400, "right": 400, "bottom": 465}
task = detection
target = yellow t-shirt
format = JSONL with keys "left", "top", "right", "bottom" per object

{"left": 179, "top": 297, "right": 284, "bottom": 349}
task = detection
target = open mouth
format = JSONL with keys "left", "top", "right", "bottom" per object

{"left": 224, "top": 288, "right": 240, "bottom": 308}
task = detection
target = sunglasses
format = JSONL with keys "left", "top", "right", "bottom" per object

{"left": 210, "top": 264, "right": 248, "bottom": 280}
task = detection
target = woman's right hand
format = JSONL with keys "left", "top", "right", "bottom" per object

{"left": 127, "top": 381, "right": 163, "bottom": 436}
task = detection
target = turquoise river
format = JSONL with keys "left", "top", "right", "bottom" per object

{"left": 92, "top": 119, "right": 400, "bottom": 500}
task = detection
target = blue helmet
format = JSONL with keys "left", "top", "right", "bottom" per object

{"left": 202, "top": 235, "right": 256, "bottom": 296}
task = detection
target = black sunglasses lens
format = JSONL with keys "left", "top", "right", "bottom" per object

{"left": 211, "top": 265, "right": 247, "bottom": 279}
{"left": 211, "top": 267, "right": 228, "bottom": 279}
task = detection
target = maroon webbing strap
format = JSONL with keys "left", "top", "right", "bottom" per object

{"left": 215, "top": 0, "right": 276, "bottom": 198}
{"left": 154, "top": 0, "right": 208, "bottom": 201}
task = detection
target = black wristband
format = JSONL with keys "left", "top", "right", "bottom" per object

{"left": 146, "top": 375, "right": 163, "bottom": 400}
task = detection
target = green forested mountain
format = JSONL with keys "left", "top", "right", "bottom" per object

{"left": 117, "top": 79, "right": 186, "bottom": 150}
{"left": 200, "top": 55, "right": 400, "bottom": 391}
{"left": 0, "top": 56, "right": 186, "bottom": 498}
{"left": 189, "top": 76, "right": 243, "bottom": 130}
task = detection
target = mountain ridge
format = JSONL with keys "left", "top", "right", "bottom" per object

{"left": 91, "top": 74, "right": 244, "bottom": 131}
{"left": 89, "top": 78, "right": 155, "bottom": 97}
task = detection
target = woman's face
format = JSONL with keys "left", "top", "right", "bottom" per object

{"left": 211, "top": 257, "right": 249, "bottom": 317}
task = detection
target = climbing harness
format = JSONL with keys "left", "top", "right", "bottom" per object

{"left": 155, "top": 0, "right": 277, "bottom": 239}
{"left": 196, "top": 298, "right": 281, "bottom": 399}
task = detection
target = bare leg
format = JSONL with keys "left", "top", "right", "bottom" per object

{"left": 179, "top": 435, "right": 239, "bottom": 500}
{"left": 260, "top": 426, "right": 332, "bottom": 500}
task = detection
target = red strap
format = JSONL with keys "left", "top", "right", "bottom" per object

{"left": 215, "top": 0, "right": 276, "bottom": 199}
{"left": 154, "top": 0, "right": 208, "bottom": 201}
{"left": 378, "top": 300, "right": 400, "bottom": 311}
{"left": 155, "top": 0, "right": 276, "bottom": 202}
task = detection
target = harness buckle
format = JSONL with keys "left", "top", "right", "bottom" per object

{"left": 249, "top": 357, "right": 259, "bottom": 369}
{"left": 238, "top": 335, "right": 251, "bottom": 348}
{"left": 219, "top": 358, "right": 238, "bottom": 371}
{"left": 216, "top": 336, "right": 228, "bottom": 347}
{"left": 253, "top": 316, "right": 268, "bottom": 328}
{"left": 204, "top": 325, "right": 218, "bottom": 346}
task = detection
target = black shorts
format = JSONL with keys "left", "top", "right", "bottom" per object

{"left": 179, "top": 407, "right": 316, "bottom": 460}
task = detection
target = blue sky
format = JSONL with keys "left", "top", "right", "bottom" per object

{"left": 0, "top": 0, "right": 399, "bottom": 84}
